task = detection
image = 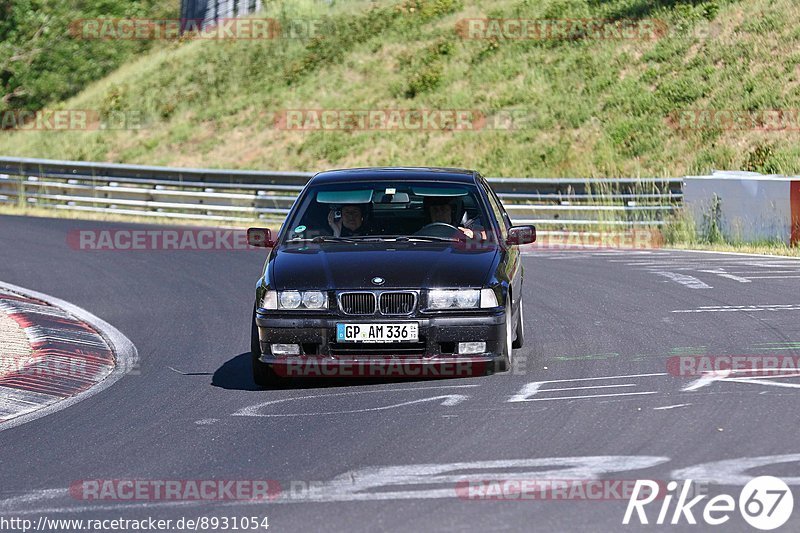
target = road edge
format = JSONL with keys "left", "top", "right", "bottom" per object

{"left": 0, "top": 281, "right": 138, "bottom": 433}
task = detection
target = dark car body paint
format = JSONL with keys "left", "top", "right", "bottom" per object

{"left": 252, "top": 167, "right": 526, "bottom": 372}
{"left": 271, "top": 243, "right": 499, "bottom": 290}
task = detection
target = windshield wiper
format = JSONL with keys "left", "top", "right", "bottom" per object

{"left": 286, "top": 235, "right": 466, "bottom": 244}
{"left": 285, "top": 236, "right": 361, "bottom": 244}
{"left": 393, "top": 235, "right": 463, "bottom": 243}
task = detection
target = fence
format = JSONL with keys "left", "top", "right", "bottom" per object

{"left": 180, "top": 0, "right": 263, "bottom": 28}
{"left": 0, "top": 157, "right": 681, "bottom": 227}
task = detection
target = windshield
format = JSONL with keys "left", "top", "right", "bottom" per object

{"left": 281, "top": 181, "right": 494, "bottom": 244}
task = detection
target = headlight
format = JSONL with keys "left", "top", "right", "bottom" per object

{"left": 429, "top": 290, "right": 456, "bottom": 309}
{"left": 279, "top": 291, "right": 302, "bottom": 309}
{"left": 456, "top": 290, "right": 480, "bottom": 308}
{"left": 428, "top": 289, "right": 482, "bottom": 309}
{"left": 301, "top": 290, "right": 327, "bottom": 309}
{"left": 261, "top": 290, "right": 328, "bottom": 310}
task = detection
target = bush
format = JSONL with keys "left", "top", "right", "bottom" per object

{"left": 702, "top": 194, "right": 725, "bottom": 244}
{"left": 404, "top": 64, "right": 444, "bottom": 98}
{"left": 663, "top": 209, "right": 698, "bottom": 245}
{"left": 0, "top": 0, "right": 176, "bottom": 114}
{"left": 743, "top": 143, "right": 775, "bottom": 173}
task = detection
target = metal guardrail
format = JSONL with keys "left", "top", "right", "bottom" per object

{"left": 0, "top": 157, "right": 682, "bottom": 226}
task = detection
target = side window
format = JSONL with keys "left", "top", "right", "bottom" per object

{"left": 494, "top": 191, "right": 513, "bottom": 232}
{"left": 480, "top": 181, "right": 508, "bottom": 240}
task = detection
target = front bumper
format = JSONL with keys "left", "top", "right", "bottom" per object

{"left": 255, "top": 310, "right": 506, "bottom": 377}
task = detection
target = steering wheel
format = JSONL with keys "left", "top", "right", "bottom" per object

{"left": 413, "top": 222, "right": 461, "bottom": 238}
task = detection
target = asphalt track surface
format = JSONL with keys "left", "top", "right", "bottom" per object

{"left": 1, "top": 214, "right": 799, "bottom": 532}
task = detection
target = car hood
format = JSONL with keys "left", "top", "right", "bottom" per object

{"left": 270, "top": 242, "right": 499, "bottom": 289}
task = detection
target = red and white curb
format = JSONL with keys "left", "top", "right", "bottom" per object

{"left": 0, "top": 282, "right": 137, "bottom": 431}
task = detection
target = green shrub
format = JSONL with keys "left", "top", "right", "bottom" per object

{"left": 743, "top": 143, "right": 775, "bottom": 173}
{"left": 0, "top": 0, "right": 176, "bottom": 114}
{"left": 663, "top": 210, "right": 698, "bottom": 245}
{"left": 702, "top": 194, "right": 725, "bottom": 244}
{"left": 404, "top": 64, "right": 444, "bottom": 97}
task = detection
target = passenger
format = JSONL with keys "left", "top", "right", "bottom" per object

{"left": 424, "top": 197, "right": 486, "bottom": 239}
{"left": 327, "top": 204, "right": 370, "bottom": 237}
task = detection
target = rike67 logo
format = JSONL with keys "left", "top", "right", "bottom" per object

{"left": 624, "top": 477, "right": 794, "bottom": 530}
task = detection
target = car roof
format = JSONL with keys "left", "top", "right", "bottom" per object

{"left": 309, "top": 167, "right": 479, "bottom": 185}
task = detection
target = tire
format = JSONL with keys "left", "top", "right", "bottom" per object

{"left": 512, "top": 296, "right": 524, "bottom": 349}
{"left": 251, "top": 307, "right": 282, "bottom": 388}
{"left": 495, "top": 302, "right": 515, "bottom": 373}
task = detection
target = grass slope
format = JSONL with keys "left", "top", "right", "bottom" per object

{"left": 1, "top": 0, "right": 799, "bottom": 178}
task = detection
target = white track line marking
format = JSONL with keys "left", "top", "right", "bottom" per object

{"left": 233, "top": 384, "right": 479, "bottom": 417}
{"left": 683, "top": 369, "right": 800, "bottom": 391}
{"left": 610, "top": 258, "right": 784, "bottom": 264}
{"left": 729, "top": 370, "right": 800, "bottom": 377}
{"left": 724, "top": 379, "right": 800, "bottom": 388}
{"left": 741, "top": 262, "right": 800, "bottom": 268}
{"left": 522, "top": 391, "right": 657, "bottom": 402}
{"left": 653, "top": 403, "right": 692, "bottom": 410}
{"left": 528, "top": 372, "right": 668, "bottom": 384}
{"left": 673, "top": 305, "right": 800, "bottom": 313}
{"left": 0, "top": 457, "right": 673, "bottom": 512}
{"left": 698, "top": 269, "right": 752, "bottom": 283}
{"left": 508, "top": 373, "right": 667, "bottom": 403}
{"left": 698, "top": 304, "right": 798, "bottom": 308}
{"left": 535, "top": 384, "right": 637, "bottom": 393}
{"left": 683, "top": 371, "right": 730, "bottom": 391}
{"left": 728, "top": 271, "right": 800, "bottom": 275}
{"left": 654, "top": 271, "right": 712, "bottom": 289}
{"left": 236, "top": 395, "right": 468, "bottom": 417}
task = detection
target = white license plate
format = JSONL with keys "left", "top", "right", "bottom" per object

{"left": 336, "top": 323, "right": 419, "bottom": 343}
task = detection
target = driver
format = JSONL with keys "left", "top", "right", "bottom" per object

{"left": 327, "top": 204, "right": 370, "bottom": 237}
{"left": 423, "top": 197, "right": 485, "bottom": 239}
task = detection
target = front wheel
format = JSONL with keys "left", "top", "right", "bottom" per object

{"left": 251, "top": 308, "right": 283, "bottom": 388}
{"left": 495, "top": 302, "right": 514, "bottom": 373}
{"left": 512, "top": 295, "right": 524, "bottom": 349}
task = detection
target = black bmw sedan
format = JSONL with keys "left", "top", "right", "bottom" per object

{"left": 247, "top": 167, "right": 535, "bottom": 386}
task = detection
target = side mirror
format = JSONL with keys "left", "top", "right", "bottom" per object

{"left": 247, "top": 228, "right": 275, "bottom": 248}
{"left": 506, "top": 225, "right": 536, "bottom": 246}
